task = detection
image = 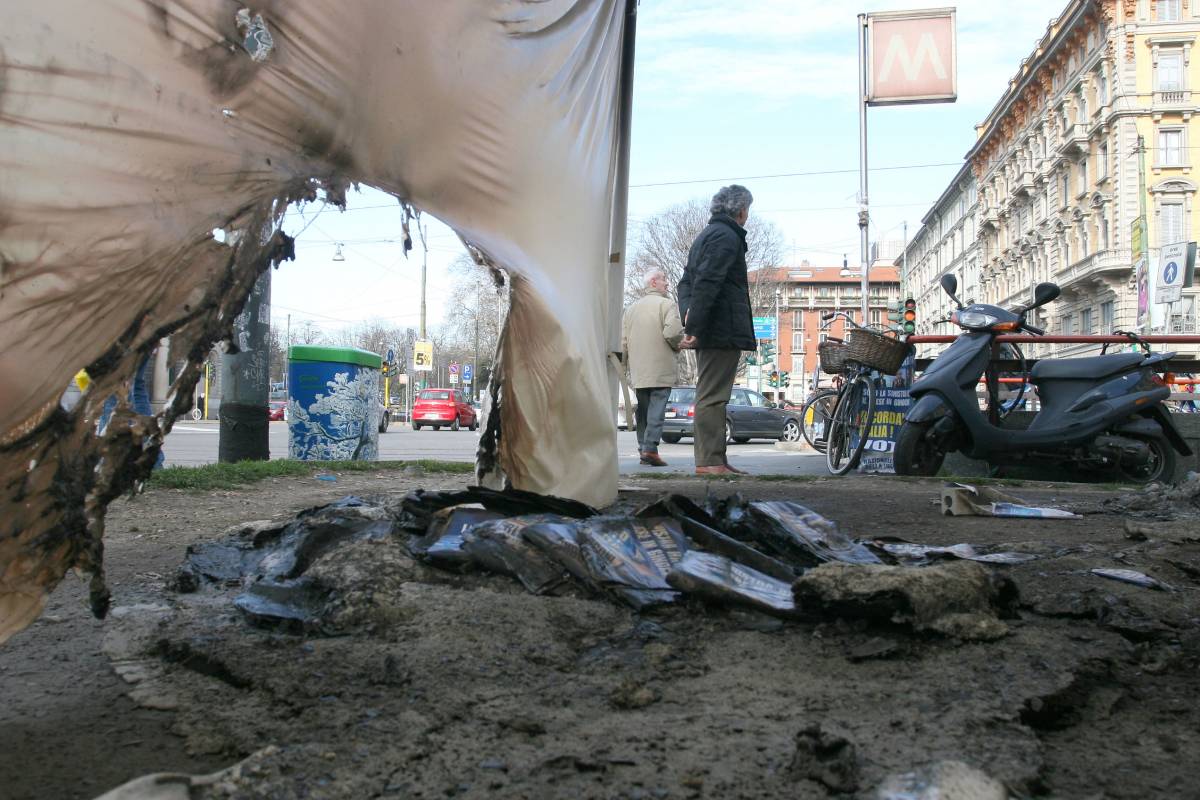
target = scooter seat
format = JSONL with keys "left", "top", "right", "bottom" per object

{"left": 1030, "top": 352, "right": 1144, "bottom": 381}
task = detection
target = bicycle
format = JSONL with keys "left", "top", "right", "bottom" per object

{"left": 820, "top": 312, "right": 912, "bottom": 475}
{"left": 797, "top": 334, "right": 847, "bottom": 452}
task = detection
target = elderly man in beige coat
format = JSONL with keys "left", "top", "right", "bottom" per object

{"left": 622, "top": 271, "right": 685, "bottom": 466}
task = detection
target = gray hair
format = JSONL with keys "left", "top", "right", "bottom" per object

{"left": 644, "top": 270, "right": 666, "bottom": 288}
{"left": 710, "top": 184, "right": 753, "bottom": 217}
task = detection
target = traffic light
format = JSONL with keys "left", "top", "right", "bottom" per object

{"left": 769, "top": 370, "right": 780, "bottom": 387}
{"left": 887, "top": 302, "right": 904, "bottom": 324}
{"left": 902, "top": 298, "right": 916, "bottom": 335}
{"left": 745, "top": 353, "right": 758, "bottom": 365}
{"left": 780, "top": 371, "right": 790, "bottom": 387}
{"left": 760, "top": 341, "right": 776, "bottom": 365}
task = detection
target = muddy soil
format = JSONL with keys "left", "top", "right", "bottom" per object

{"left": 2, "top": 472, "right": 1198, "bottom": 799}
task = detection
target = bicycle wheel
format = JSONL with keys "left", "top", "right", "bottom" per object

{"left": 825, "top": 374, "right": 876, "bottom": 475}
{"left": 800, "top": 390, "right": 838, "bottom": 453}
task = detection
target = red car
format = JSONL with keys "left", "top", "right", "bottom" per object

{"left": 412, "top": 388, "right": 478, "bottom": 431}
{"left": 268, "top": 400, "right": 287, "bottom": 421}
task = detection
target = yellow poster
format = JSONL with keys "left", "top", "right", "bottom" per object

{"left": 413, "top": 340, "right": 433, "bottom": 372}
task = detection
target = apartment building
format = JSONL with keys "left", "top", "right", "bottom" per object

{"left": 900, "top": 164, "right": 982, "bottom": 351}
{"left": 753, "top": 264, "right": 901, "bottom": 402}
{"left": 905, "top": 0, "right": 1199, "bottom": 357}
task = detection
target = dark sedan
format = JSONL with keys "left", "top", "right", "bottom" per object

{"left": 660, "top": 386, "right": 802, "bottom": 444}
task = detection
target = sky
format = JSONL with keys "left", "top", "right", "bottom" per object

{"left": 273, "top": 0, "right": 1063, "bottom": 339}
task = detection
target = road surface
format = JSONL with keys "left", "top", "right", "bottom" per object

{"left": 161, "top": 421, "right": 826, "bottom": 476}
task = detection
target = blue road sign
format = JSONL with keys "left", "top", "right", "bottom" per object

{"left": 752, "top": 316, "right": 777, "bottom": 340}
{"left": 386, "top": 347, "right": 395, "bottom": 364}
{"left": 1164, "top": 261, "right": 1179, "bottom": 284}
{"left": 463, "top": 363, "right": 474, "bottom": 383}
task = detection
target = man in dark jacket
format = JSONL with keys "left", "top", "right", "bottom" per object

{"left": 677, "top": 185, "right": 756, "bottom": 475}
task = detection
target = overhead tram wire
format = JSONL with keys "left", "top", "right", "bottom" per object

{"left": 629, "top": 161, "right": 962, "bottom": 189}
{"left": 278, "top": 160, "right": 966, "bottom": 217}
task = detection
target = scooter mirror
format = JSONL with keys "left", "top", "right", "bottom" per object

{"left": 1030, "top": 282, "right": 1060, "bottom": 309}
{"left": 940, "top": 274, "right": 958, "bottom": 295}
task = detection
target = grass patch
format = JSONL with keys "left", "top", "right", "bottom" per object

{"left": 622, "top": 472, "right": 824, "bottom": 482}
{"left": 148, "top": 459, "right": 473, "bottom": 491}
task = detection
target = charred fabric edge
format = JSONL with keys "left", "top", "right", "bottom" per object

{"left": 0, "top": 191, "right": 305, "bottom": 643}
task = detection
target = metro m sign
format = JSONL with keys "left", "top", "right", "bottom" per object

{"left": 866, "top": 8, "right": 957, "bottom": 106}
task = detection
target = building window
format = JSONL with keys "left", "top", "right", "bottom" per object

{"left": 792, "top": 309, "right": 804, "bottom": 329}
{"left": 1160, "top": 201, "right": 1186, "bottom": 245}
{"left": 1158, "top": 51, "right": 1184, "bottom": 91}
{"left": 1100, "top": 300, "right": 1114, "bottom": 332}
{"left": 1079, "top": 157, "right": 1088, "bottom": 194}
{"left": 1159, "top": 0, "right": 1181, "bottom": 22}
{"left": 1169, "top": 296, "right": 1196, "bottom": 333}
{"left": 1060, "top": 172, "right": 1070, "bottom": 207}
{"left": 818, "top": 285, "right": 833, "bottom": 298}
{"left": 1100, "top": 213, "right": 1110, "bottom": 249}
{"left": 1098, "top": 71, "right": 1108, "bottom": 105}
{"left": 1099, "top": 142, "right": 1109, "bottom": 178}
{"left": 792, "top": 331, "right": 804, "bottom": 352}
{"left": 1080, "top": 307, "right": 1093, "bottom": 334}
{"left": 1062, "top": 314, "right": 1075, "bottom": 335}
{"left": 1158, "top": 128, "right": 1185, "bottom": 167}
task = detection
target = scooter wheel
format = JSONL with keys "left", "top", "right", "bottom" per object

{"left": 893, "top": 420, "right": 946, "bottom": 476}
{"left": 1118, "top": 435, "right": 1177, "bottom": 484}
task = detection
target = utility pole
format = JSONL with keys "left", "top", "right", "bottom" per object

{"left": 775, "top": 287, "right": 782, "bottom": 401}
{"left": 218, "top": 268, "right": 271, "bottom": 462}
{"left": 419, "top": 221, "right": 428, "bottom": 340}
{"left": 417, "top": 221, "right": 429, "bottom": 392}
{"left": 284, "top": 312, "right": 291, "bottom": 393}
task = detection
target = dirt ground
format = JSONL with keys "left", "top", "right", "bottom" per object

{"left": 2, "top": 470, "right": 1198, "bottom": 799}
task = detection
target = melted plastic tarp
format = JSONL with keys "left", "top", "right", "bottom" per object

{"left": 0, "top": 0, "right": 630, "bottom": 643}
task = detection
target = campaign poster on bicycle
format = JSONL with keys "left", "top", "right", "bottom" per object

{"left": 853, "top": 387, "right": 912, "bottom": 473}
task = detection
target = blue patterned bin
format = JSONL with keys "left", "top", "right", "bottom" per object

{"left": 288, "top": 345, "right": 382, "bottom": 460}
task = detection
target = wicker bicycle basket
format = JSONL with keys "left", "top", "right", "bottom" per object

{"left": 818, "top": 337, "right": 848, "bottom": 375}
{"left": 845, "top": 327, "right": 911, "bottom": 375}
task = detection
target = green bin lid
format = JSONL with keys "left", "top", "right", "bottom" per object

{"left": 288, "top": 345, "right": 382, "bottom": 369}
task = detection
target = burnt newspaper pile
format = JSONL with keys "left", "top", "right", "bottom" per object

{"left": 175, "top": 488, "right": 1033, "bottom": 631}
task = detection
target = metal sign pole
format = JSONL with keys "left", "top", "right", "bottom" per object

{"left": 858, "top": 13, "right": 871, "bottom": 324}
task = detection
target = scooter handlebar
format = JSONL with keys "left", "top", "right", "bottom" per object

{"left": 1022, "top": 322, "right": 1046, "bottom": 335}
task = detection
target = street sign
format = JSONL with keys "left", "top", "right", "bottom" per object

{"left": 413, "top": 340, "right": 433, "bottom": 372}
{"left": 386, "top": 347, "right": 395, "bottom": 364}
{"left": 752, "top": 316, "right": 777, "bottom": 340}
{"left": 448, "top": 362, "right": 459, "bottom": 375}
{"left": 449, "top": 373, "right": 459, "bottom": 385}
{"left": 1158, "top": 242, "right": 1187, "bottom": 305}
{"left": 462, "top": 363, "right": 474, "bottom": 384}
{"left": 1135, "top": 256, "right": 1150, "bottom": 329}
{"left": 866, "top": 8, "right": 957, "bottom": 106}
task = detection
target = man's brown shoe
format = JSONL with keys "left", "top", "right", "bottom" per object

{"left": 639, "top": 451, "right": 668, "bottom": 467}
{"left": 723, "top": 462, "right": 748, "bottom": 475}
{"left": 695, "top": 464, "right": 736, "bottom": 475}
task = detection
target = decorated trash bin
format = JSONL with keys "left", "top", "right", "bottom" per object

{"left": 288, "top": 345, "right": 382, "bottom": 460}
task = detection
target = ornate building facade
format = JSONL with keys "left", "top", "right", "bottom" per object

{"left": 901, "top": 164, "right": 980, "bottom": 352}
{"left": 904, "top": 0, "right": 1199, "bottom": 356}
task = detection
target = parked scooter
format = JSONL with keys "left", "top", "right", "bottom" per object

{"left": 894, "top": 276, "right": 1191, "bottom": 483}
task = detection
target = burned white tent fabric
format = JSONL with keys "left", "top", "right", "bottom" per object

{"left": 0, "top": 1, "right": 627, "bottom": 644}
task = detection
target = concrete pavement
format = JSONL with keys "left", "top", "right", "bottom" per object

{"left": 161, "top": 421, "right": 827, "bottom": 476}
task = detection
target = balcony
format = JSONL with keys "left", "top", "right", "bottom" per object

{"left": 980, "top": 205, "right": 1000, "bottom": 230}
{"left": 1059, "top": 123, "right": 1089, "bottom": 155}
{"left": 1012, "top": 170, "right": 1036, "bottom": 197}
{"left": 1154, "top": 89, "right": 1192, "bottom": 108}
{"left": 1054, "top": 248, "right": 1131, "bottom": 291}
